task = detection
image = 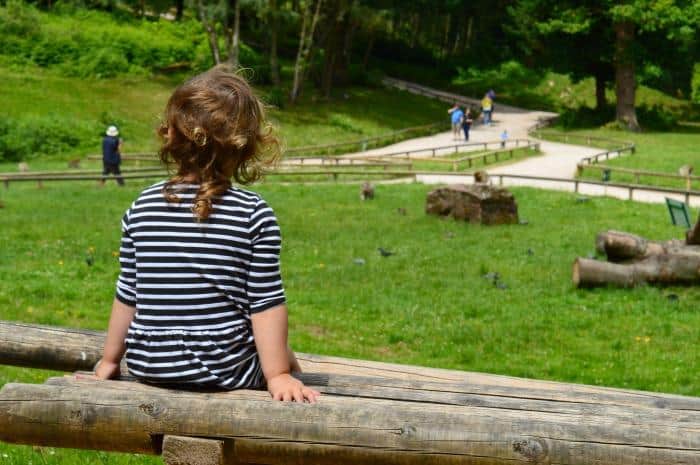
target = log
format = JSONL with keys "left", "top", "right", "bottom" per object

{"left": 688, "top": 215, "right": 700, "bottom": 245}
{"left": 573, "top": 252, "right": 700, "bottom": 287}
{"left": 594, "top": 230, "right": 665, "bottom": 261}
{"left": 1, "top": 377, "right": 699, "bottom": 465}
{"left": 3, "top": 321, "right": 700, "bottom": 410}
{"left": 162, "top": 435, "right": 229, "bottom": 465}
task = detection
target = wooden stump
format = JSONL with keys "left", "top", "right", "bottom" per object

{"left": 425, "top": 184, "right": 518, "bottom": 225}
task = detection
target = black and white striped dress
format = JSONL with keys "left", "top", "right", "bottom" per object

{"left": 115, "top": 182, "right": 286, "bottom": 389}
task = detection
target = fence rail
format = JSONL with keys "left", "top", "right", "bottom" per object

{"left": 577, "top": 163, "right": 699, "bottom": 190}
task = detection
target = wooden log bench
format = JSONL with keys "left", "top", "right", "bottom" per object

{"left": 0, "top": 321, "right": 699, "bottom": 465}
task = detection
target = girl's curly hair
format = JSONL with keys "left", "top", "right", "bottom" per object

{"left": 158, "top": 65, "right": 280, "bottom": 220}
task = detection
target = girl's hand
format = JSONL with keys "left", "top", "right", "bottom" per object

{"left": 267, "top": 373, "right": 320, "bottom": 403}
{"left": 94, "top": 359, "right": 121, "bottom": 380}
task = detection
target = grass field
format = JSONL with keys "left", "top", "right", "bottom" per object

{"left": 0, "top": 66, "right": 447, "bottom": 170}
{"left": 1, "top": 179, "right": 699, "bottom": 463}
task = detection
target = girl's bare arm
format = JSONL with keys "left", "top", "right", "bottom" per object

{"left": 95, "top": 297, "right": 136, "bottom": 379}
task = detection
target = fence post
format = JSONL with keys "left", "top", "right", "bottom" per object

{"left": 574, "top": 181, "right": 579, "bottom": 193}
{"left": 628, "top": 188, "right": 634, "bottom": 201}
{"left": 499, "top": 176, "right": 503, "bottom": 186}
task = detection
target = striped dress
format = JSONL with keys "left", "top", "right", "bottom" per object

{"left": 115, "top": 182, "right": 286, "bottom": 389}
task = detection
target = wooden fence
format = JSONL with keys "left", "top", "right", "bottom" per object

{"left": 577, "top": 163, "right": 700, "bottom": 191}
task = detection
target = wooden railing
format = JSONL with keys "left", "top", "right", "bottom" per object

{"left": 577, "top": 163, "right": 699, "bottom": 190}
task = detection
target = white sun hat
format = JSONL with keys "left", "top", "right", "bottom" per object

{"left": 106, "top": 125, "right": 119, "bottom": 137}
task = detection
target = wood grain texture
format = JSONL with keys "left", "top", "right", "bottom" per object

{"left": 2, "top": 321, "right": 699, "bottom": 411}
{"left": 0, "top": 378, "right": 699, "bottom": 465}
{"left": 162, "top": 435, "right": 226, "bottom": 465}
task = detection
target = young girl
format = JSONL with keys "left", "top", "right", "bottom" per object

{"left": 94, "top": 65, "right": 319, "bottom": 403}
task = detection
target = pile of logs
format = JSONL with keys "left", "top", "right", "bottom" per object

{"left": 0, "top": 320, "right": 699, "bottom": 465}
{"left": 573, "top": 213, "right": 700, "bottom": 287}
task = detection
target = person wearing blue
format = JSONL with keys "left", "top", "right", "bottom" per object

{"left": 448, "top": 103, "right": 464, "bottom": 140}
{"left": 101, "top": 125, "right": 124, "bottom": 186}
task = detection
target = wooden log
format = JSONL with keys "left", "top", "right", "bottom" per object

{"left": 0, "top": 378, "right": 699, "bottom": 465}
{"left": 595, "top": 230, "right": 660, "bottom": 260}
{"left": 162, "top": 435, "right": 229, "bottom": 465}
{"left": 573, "top": 253, "right": 700, "bottom": 287}
{"left": 4, "top": 321, "right": 700, "bottom": 411}
{"left": 688, "top": 215, "right": 700, "bottom": 245}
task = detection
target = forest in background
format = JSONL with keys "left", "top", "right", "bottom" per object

{"left": 1, "top": 0, "right": 700, "bottom": 162}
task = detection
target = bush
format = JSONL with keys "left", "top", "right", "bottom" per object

{"left": 453, "top": 60, "right": 543, "bottom": 97}
{"left": 636, "top": 104, "right": 678, "bottom": 130}
{"left": 264, "top": 87, "right": 287, "bottom": 109}
{"left": 557, "top": 106, "right": 615, "bottom": 129}
{"left": 0, "top": 6, "right": 203, "bottom": 78}
{"left": 0, "top": 115, "right": 100, "bottom": 162}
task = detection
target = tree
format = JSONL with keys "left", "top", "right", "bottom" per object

{"left": 290, "top": 0, "right": 323, "bottom": 103}
{"left": 510, "top": 0, "right": 699, "bottom": 131}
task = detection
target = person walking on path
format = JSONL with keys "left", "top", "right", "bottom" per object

{"left": 448, "top": 102, "right": 464, "bottom": 140}
{"left": 101, "top": 125, "right": 124, "bottom": 186}
{"left": 481, "top": 94, "right": 493, "bottom": 126}
{"left": 461, "top": 108, "right": 473, "bottom": 141}
{"left": 500, "top": 129, "right": 508, "bottom": 148}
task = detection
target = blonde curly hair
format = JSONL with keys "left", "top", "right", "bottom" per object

{"left": 158, "top": 65, "right": 280, "bottom": 220}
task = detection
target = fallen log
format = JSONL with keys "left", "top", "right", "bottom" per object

{"left": 573, "top": 250, "right": 700, "bottom": 287}
{"left": 577, "top": 229, "right": 700, "bottom": 287}
{"left": 594, "top": 230, "right": 668, "bottom": 261}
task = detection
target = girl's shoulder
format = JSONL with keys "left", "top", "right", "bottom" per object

{"left": 225, "top": 185, "right": 267, "bottom": 205}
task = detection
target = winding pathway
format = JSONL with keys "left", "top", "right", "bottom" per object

{"left": 336, "top": 78, "right": 700, "bottom": 207}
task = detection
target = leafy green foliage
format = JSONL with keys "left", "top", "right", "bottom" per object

{"left": 0, "top": 114, "right": 101, "bottom": 162}
{"left": 692, "top": 63, "right": 700, "bottom": 104}
{"left": 0, "top": 4, "right": 204, "bottom": 77}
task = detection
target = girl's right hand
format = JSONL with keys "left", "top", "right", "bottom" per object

{"left": 94, "top": 359, "right": 121, "bottom": 380}
{"left": 267, "top": 373, "right": 320, "bottom": 403}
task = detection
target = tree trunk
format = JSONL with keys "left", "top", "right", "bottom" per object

{"left": 226, "top": 0, "right": 241, "bottom": 68}
{"left": 269, "top": 0, "right": 281, "bottom": 85}
{"left": 594, "top": 73, "right": 606, "bottom": 110}
{"left": 573, "top": 252, "right": 700, "bottom": 288}
{"left": 197, "top": 0, "right": 221, "bottom": 65}
{"left": 290, "top": 0, "right": 323, "bottom": 103}
{"left": 175, "top": 0, "right": 184, "bottom": 21}
{"left": 614, "top": 21, "right": 639, "bottom": 131}
{"left": 465, "top": 16, "right": 473, "bottom": 50}
{"left": 362, "top": 34, "right": 374, "bottom": 70}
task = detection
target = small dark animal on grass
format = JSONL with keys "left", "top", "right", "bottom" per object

{"left": 360, "top": 181, "right": 375, "bottom": 200}
{"left": 68, "top": 158, "right": 81, "bottom": 169}
{"left": 397, "top": 207, "right": 407, "bottom": 216}
{"left": 474, "top": 170, "right": 489, "bottom": 184}
{"left": 377, "top": 247, "right": 394, "bottom": 257}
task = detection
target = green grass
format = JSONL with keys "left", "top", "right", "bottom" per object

{"left": 0, "top": 66, "right": 447, "bottom": 168}
{"left": 538, "top": 126, "right": 700, "bottom": 190}
{"left": 1, "top": 179, "right": 699, "bottom": 463}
